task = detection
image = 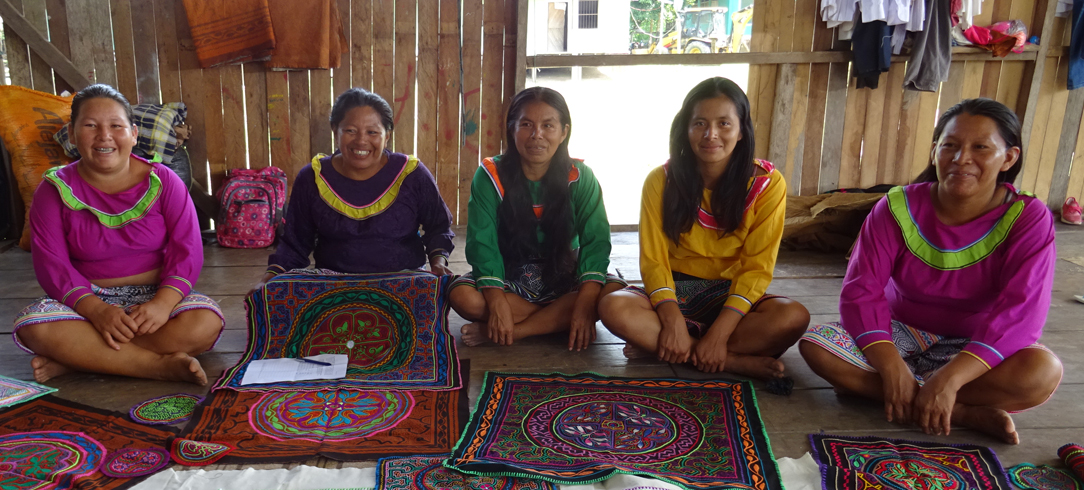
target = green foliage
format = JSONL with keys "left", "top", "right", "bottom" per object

{"left": 629, "top": 0, "right": 677, "bottom": 47}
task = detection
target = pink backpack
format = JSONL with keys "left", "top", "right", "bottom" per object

{"left": 216, "top": 167, "right": 287, "bottom": 248}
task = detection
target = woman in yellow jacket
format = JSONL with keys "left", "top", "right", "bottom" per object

{"left": 599, "top": 77, "right": 810, "bottom": 380}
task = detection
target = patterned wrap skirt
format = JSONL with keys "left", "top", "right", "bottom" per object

{"left": 802, "top": 321, "right": 1055, "bottom": 384}
{"left": 624, "top": 271, "right": 786, "bottom": 337}
{"left": 451, "top": 262, "right": 628, "bottom": 305}
{"left": 13, "top": 284, "right": 224, "bottom": 354}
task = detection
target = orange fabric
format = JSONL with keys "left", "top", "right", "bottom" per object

{"left": 0, "top": 86, "right": 74, "bottom": 251}
{"left": 265, "top": 0, "right": 347, "bottom": 70}
{"left": 182, "top": 0, "right": 276, "bottom": 68}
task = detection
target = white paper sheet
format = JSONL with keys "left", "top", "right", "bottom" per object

{"left": 239, "top": 354, "right": 349, "bottom": 385}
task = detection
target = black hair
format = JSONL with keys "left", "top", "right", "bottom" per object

{"left": 329, "top": 88, "right": 394, "bottom": 131}
{"left": 71, "top": 84, "right": 133, "bottom": 125}
{"left": 914, "top": 97, "right": 1023, "bottom": 184}
{"left": 495, "top": 87, "right": 576, "bottom": 291}
{"left": 662, "top": 77, "right": 755, "bottom": 243}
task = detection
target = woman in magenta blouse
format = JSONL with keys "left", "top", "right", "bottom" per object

{"left": 14, "top": 84, "right": 223, "bottom": 385}
{"left": 800, "top": 98, "right": 1063, "bottom": 445}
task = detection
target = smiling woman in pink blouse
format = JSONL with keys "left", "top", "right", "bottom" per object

{"left": 13, "top": 84, "right": 223, "bottom": 385}
{"left": 800, "top": 98, "right": 1063, "bottom": 445}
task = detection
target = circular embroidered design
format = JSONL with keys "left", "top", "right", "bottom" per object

{"left": 170, "top": 439, "right": 233, "bottom": 466}
{"left": 524, "top": 393, "right": 702, "bottom": 463}
{"left": 248, "top": 390, "right": 414, "bottom": 442}
{"left": 1009, "top": 463, "right": 1083, "bottom": 490}
{"left": 0, "top": 431, "right": 105, "bottom": 487}
{"left": 130, "top": 393, "right": 203, "bottom": 425}
{"left": 100, "top": 447, "right": 170, "bottom": 478}
{"left": 285, "top": 288, "right": 417, "bottom": 374}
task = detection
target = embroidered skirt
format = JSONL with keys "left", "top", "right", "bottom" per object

{"left": 13, "top": 284, "right": 224, "bottom": 354}
{"left": 624, "top": 272, "right": 786, "bottom": 337}
{"left": 802, "top": 321, "right": 1053, "bottom": 383}
{"left": 451, "top": 262, "right": 627, "bottom": 305}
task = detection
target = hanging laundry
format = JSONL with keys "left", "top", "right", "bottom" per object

{"left": 904, "top": 0, "right": 951, "bottom": 91}
{"left": 853, "top": 21, "right": 894, "bottom": 89}
{"left": 265, "top": 0, "right": 348, "bottom": 70}
{"left": 822, "top": 0, "right": 860, "bottom": 28}
{"left": 182, "top": 0, "right": 276, "bottom": 68}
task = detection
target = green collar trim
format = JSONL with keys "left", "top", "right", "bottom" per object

{"left": 886, "top": 185, "right": 1025, "bottom": 271}
{"left": 43, "top": 155, "right": 163, "bottom": 229}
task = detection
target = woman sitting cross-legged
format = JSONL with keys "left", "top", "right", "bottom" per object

{"left": 598, "top": 77, "right": 810, "bottom": 380}
{"left": 799, "top": 98, "right": 1063, "bottom": 445}
{"left": 15, "top": 84, "right": 224, "bottom": 385}
{"left": 255, "top": 88, "right": 454, "bottom": 286}
{"left": 448, "top": 87, "right": 626, "bottom": 350}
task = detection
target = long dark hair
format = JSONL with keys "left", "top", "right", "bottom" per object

{"left": 662, "top": 77, "right": 755, "bottom": 243}
{"left": 914, "top": 97, "right": 1023, "bottom": 184}
{"left": 496, "top": 87, "right": 576, "bottom": 290}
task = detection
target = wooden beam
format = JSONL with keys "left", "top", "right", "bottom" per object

{"left": 1018, "top": 0, "right": 1059, "bottom": 150}
{"left": 513, "top": 0, "right": 526, "bottom": 93}
{"left": 0, "top": 0, "right": 89, "bottom": 88}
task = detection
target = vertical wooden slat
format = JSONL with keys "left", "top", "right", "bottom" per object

{"left": 24, "top": 0, "right": 53, "bottom": 92}
{"left": 819, "top": 60, "right": 849, "bottom": 192}
{"left": 65, "top": 0, "right": 94, "bottom": 84}
{"left": 372, "top": 0, "right": 394, "bottom": 100}
{"left": 436, "top": 0, "right": 462, "bottom": 221}
{"left": 244, "top": 63, "right": 269, "bottom": 169}
{"left": 350, "top": 0, "right": 372, "bottom": 91}
{"left": 783, "top": 0, "right": 816, "bottom": 191}
{"left": 46, "top": 0, "right": 73, "bottom": 94}
{"left": 1048, "top": 83, "right": 1084, "bottom": 207}
{"left": 129, "top": 0, "right": 161, "bottom": 103}
{"left": 479, "top": 0, "right": 504, "bottom": 160}
{"left": 220, "top": 64, "right": 246, "bottom": 170}
{"left": 960, "top": 61, "right": 984, "bottom": 100}
{"left": 876, "top": 63, "right": 906, "bottom": 185}
{"left": 202, "top": 67, "right": 226, "bottom": 189}
{"left": 502, "top": 0, "right": 518, "bottom": 128}
{"left": 799, "top": 63, "right": 828, "bottom": 195}
{"left": 459, "top": 0, "right": 483, "bottom": 221}
{"left": 1021, "top": 57, "right": 1059, "bottom": 192}
{"left": 512, "top": 0, "right": 526, "bottom": 93}
{"left": 266, "top": 71, "right": 291, "bottom": 172}
{"left": 859, "top": 78, "right": 886, "bottom": 188}
{"left": 310, "top": 70, "right": 333, "bottom": 156}
{"left": 979, "top": 62, "right": 1001, "bottom": 99}
{"left": 3, "top": 0, "right": 31, "bottom": 87}
{"left": 333, "top": 0, "right": 352, "bottom": 97}
{"left": 938, "top": 62, "right": 966, "bottom": 110}
{"left": 288, "top": 71, "right": 311, "bottom": 188}
{"left": 174, "top": 0, "right": 206, "bottom": 187}
{"left": 153, "top": 0, "right": 180, "bottom": 102}
{"left": 838, "top": 78, "right": 867, "bottom": 189}
{"left": 1017, "top": 0, "right": 1061, "bottom": 153}
{"left": 894, "top": 91, "right": 921, "bottom": 185}
{"left": 908, "top": 90, "right": 939, "bottom": 181}
{"left": 416, "top": 0, "right": 439, "bottom": 166}
{"left": 393, "top": 0, "right": 417, "bottom": 154}
{"left": 1025, "top": 57, "right": 1065, "bottom": 200}
{"left": 1066, "top": 93, "right": 1084, "bottom": 204}
{"left": 750, "top": 0, "right": 783, "bottom": 160}
{"left": 88, "top": 0, "right": 116, "bottom": 87}
{"left": 109, "top": 0, "right": 137, "bottom": 100}
{"left": 767, "top": 63, "right": 795, "bottom": 169}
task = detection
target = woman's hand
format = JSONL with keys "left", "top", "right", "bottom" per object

{"left": 691, "top": 309, "right": 741, "bottom": 373}
{"left": 568, "top": 282, "right": 602, "bottom": 351}
{"left": 128, "top": 296, "right": 175, "bottom": 336}
{"left": 81, "top": 300, "right": 139, "bottom": 350}
{"left": 655, "top": 302, "right": 693, "bottom": 363}
{"left": 913, "top": 379, "right": 957, "bottom": 436}
{"left": 482, "top": 288, "right": 515, "bottom": 346}
{"left": 864, "top": 342, "right": 918, "bottom": 424}
{"left": 250, "top": 272, "right": 277, "bottom": 296}
{"left": 430, "top": 255, "right": 453, "bottom": 276}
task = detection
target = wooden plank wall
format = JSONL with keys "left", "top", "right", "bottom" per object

{"left": 0, "top": 0, "right": 515, "bottom": 224}
{"left": 749, "top": 0, "right": 1081, "bottom": 210}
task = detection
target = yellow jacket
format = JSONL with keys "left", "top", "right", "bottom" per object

{"left": 639, "top": 159, "right": 786, "bottom": 315}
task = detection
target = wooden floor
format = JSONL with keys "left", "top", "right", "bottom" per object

{"left": 1, "top": 225, "right": 1082, "bottom": 472}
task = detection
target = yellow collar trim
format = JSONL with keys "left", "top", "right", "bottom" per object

{"left": 311, "top": 153, "right": 419, "bottom": 220}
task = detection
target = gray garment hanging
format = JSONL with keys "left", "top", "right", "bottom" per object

{"left": 903, "top": 0, "right": 951, "bottom": 91}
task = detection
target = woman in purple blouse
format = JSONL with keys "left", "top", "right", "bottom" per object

{"left": 800, "top": 98, "right": 1063, "bottom": 444}
{"left": 255, "top": 88, "right": 453, "bottom": 286}
{"left": 14, "top": 84, "right": 224, "bottom": 385}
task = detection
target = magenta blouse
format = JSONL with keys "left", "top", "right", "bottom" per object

{"left": 840, "top": 182, "right": 1056, "bottom": 369}
{"left": 30, "top": 155, "right": 203, "bottom": 309}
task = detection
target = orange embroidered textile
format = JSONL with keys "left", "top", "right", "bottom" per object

{"left": 182, "top": 0, "right": 276, "bottom": 68}
{"left": 265, "top": 0, "right": 348, "bottom": 70}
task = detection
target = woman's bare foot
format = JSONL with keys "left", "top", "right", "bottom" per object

{"left": 460, "top": 323, "right": 492, "bottom": 347}
{"left": 953, "top": 403, "right": 1019, "bottom": 444}
{"left": 158, "top": 353, "right": 208, "bottom": 386}
{"left": 723, "top": 353, "right": 786, "bottom": 380}
{"left": 622, "top": 343, "right": 653, "bottom": 359}
{"left": 30, "top": 356, "right": 71, "bottom": 383}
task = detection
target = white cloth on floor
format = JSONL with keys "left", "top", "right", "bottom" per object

{"left": 129, "top": 466, "right": 376, "bottom": 490}
{"left": 777, "top": 453, "right": 822, "bottom": 490}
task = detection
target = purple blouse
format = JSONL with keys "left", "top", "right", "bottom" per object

{"left": 841, "top": 182, "right": 1056, "bottom": 369}
{"left": 30, "top": 155, "right": 204, "bottom": 309}
{"left": 267, "top": 151, "right": 454, "bottom": 274}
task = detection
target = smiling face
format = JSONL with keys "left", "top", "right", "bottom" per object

{"left": 72, "top": 97, "right": 137, "bottom": 173}
{"left": 687, "top": 95, "right": 743, "bottom": 170}
{"left": 933, "top": 112, "right": 1019, "bottom": 200}
{"left": 513, "top": 101, "right": 569, "bottom": 170}
{"left": 334, "top": 105, "right": 391, "bottom": 179}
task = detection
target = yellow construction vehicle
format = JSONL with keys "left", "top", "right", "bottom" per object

{"left": 647, "top": 4, "right": 752, "bottom": 54}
